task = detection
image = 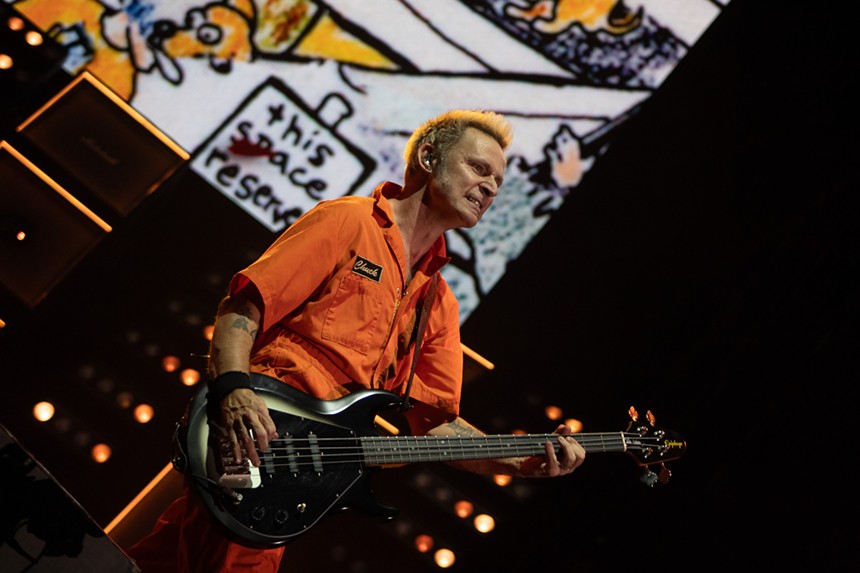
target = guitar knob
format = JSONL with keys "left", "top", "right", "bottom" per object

{"left": 251, "top": 506, "right": 266, "bottom": 523}
{"left": 274, "top": 509, "right": 289, "bottom": 526}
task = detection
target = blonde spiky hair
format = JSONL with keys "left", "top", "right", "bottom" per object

{"left": 403, "top": 110, "right": 513, "bottom": 177}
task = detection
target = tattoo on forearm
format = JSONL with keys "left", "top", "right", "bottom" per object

{"left": 447, "top": 419, "right": 482, "bottom": 437}
{"left": 229, "top": 316, "right": 258, "bottom": 339}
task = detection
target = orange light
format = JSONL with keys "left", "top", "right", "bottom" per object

{"left": 492, "top": 474, "right": 512, "bottom": 487}
{"left": 473, "top": 513, "right": 495, "bottom": 533}
{"left": 116, "top": 391, "right": 134, "bottom": 409}
{"left": 511, "top": 428, "right": 526, "bottom": 435}
{"left": 203, "top": 324, "right": 215, "bottom": 341}
{"left": 33, "top": 401, "right": 55, "bottom": 422}
{"left": 25, "top": 30, "right": 42, "bottom": 45}
{"left": 91, "top": 443, "right": 112, "bottom": 463}
{"left": 453, "top": 500, "right": 473, "bottom": 518}
{"left": 563, "top": 418, "right": 583, "bottom": 433}
{"left": 433, "top": 548, "right": 456, "bottom": 568}
{"left": 414, "top": 534, "right": 434, "bottom": 553}
{"left": 134, "top": 404, "right": 154, "bottom": 423}
{"left": 162, "top": 355, "right": 181, "bottom": 372}
{"left": 180, "top": 368, "right": 201, "bottom": 386}
{"left": 0, "top": 54, "right": 12, "bottom": 70}
{"left": 7, "top": 16, "right": 24, "bottom": 31}
{"left": 545, "top": 405, "right": 563, "bottom": 421}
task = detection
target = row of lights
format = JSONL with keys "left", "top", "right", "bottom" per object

{"left": 390, "top": 400, "right": 585, "bottom": 567}
{"left": 1, "top": 3, "right": 66, "bottom": 110}
{"left": 29, "top": 322, "right": 213, "bottom": 464}
{"left": 0, "top": 12, "right": 44, "bottom": 71}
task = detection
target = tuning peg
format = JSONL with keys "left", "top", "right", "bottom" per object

{"left": 628, "top": 406, "right": 639, "bottom": 421}
{"left": 658, "top": 463, "right": 672, "bottom": 485}
{"left": 640, "top": 468, "right": 658, "bottom": 486}
{"left": 646, "top": 410, "right": 656, "bottom": 426}
{"left": 640, "top": 463, "right": 673, "bottom": 487}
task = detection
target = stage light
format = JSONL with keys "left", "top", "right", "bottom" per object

{"left": 133, "top": 404, "right": 154, "bottom": 424}
{"left": 492, "top": 474, "right": 512, "bottom": 487}
{"left": 24, "top": 30, "right": 42, "bottom": 46}
{"left": 7, "top": 15, "right": 24, "bottom": 31}
{"left": 433, "top": 548, "right": 456, "bottom": 568}
{"left": 414, "top": 534, "right": 434, "bottom": 553}
{"left": 203, "top": 324, "right": 215, "bottom": 341}
{"left": 180, "top": 368, "right": 200, "bottom": 386}
{"left": 545, "top": 405, "right": 563, "bottom": 421}
{"left": 454, "top": 500, "right": 474, "bottom": 518}
{"left": 116, "top": 391, "right": 134, "bottom": 409}
{"left": 564, "top": 417, "right": 583, "bottom": 433}
{"left": 162, "top": 355, "right": 180, "bottom": 372}
{"left": 473, "top": 513, "right": 495, "bottom": 533}
{"left": 0, "top": 3, "right": 67, "bottom": 116}
{"left": 91, "top": 443, "right": 112, "bottom": 463}
{"left": 32, "top": 401, "right": 54, "bottom": 421}
{"left": 1, "top": 213, "right": 31, "bottom": 243}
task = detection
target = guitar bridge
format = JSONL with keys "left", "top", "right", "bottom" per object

{"left": 216, "top": 438, "right": 265, "bottom": 489}
{"left": 218, "top": 466, "right": 262, "bottom": 489}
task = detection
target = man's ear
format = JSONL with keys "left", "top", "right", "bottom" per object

{"left": 419, "top": 144, "right": 435, "bottom": 171}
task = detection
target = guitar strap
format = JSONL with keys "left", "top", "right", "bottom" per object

{"left": 400, "top": 272, "right": 439, "bottom": 412}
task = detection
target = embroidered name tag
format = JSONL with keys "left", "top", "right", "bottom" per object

{"left": 352, "top": 256, "right": 383, "bottom": 282}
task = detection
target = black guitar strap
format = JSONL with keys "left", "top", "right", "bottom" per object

{"left": 400, "top": 272, "right": 439, "bottom": 412}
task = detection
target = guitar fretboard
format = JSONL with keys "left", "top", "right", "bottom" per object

{"left": 358, "top": 433, "right": 630, "bottom": 465}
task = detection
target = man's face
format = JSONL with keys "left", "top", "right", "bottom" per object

{"left": 429, "top": 127, "right": 507, "bottom": 229}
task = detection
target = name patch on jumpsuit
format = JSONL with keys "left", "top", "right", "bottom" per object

{"left": 352, "top": 256, "right": 383, "bottom": 282}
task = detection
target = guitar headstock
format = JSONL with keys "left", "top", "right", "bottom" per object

{"left": 623, "top": 406, "right": 687, "bottom": 486}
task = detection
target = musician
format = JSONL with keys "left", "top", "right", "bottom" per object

{"left": 125, "top": 109, "right": 585, "bottom": 572}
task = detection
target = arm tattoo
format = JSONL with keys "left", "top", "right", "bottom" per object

{"left": 446, "top": 418, "right": 483, "bottom": 437}
{"left": 229, "top": 316, "right": 258, "bottom": 339}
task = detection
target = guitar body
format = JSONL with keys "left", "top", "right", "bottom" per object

{"left": 175, "top": 373, "right": 403, "bottom": 548}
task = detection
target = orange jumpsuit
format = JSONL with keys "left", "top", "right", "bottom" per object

{"left": 125, "top": 182, "right": 464, "bottom": 572}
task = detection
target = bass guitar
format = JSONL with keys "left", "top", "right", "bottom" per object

{"left": 173, "top": 373, "right": 686, "bottom": 548}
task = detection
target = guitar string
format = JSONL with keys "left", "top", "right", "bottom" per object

{"left": 224, "top": 435, "right": 652, "bottom": 453}
{"left": 241, "top": 432, "right": 659, "bottom": 445}
{"left": 217, "top": 433, "right": 673, "bottom": 468}
{"left": 223, "top": 433, "right": 665, "bottom": 454}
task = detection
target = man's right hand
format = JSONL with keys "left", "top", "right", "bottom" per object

{"left": 221, "top": 388, "right": 278, "bottom": 467}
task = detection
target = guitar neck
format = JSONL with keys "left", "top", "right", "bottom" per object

{"left": 359, "top": 432, "right": 627, "bottom": 466}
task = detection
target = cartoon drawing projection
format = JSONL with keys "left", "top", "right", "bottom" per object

{"left": 504, "top": 0, "right": 643, "bottom": 35}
